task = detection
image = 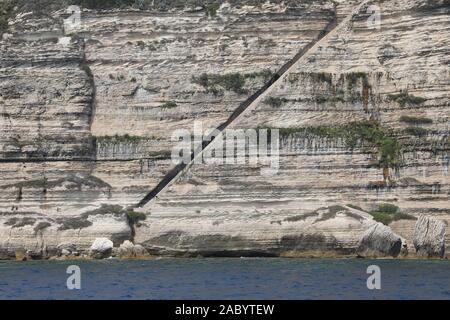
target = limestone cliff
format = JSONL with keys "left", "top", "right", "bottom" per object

{"left": 0, "top": 0, "right": 448, "bottom": 259}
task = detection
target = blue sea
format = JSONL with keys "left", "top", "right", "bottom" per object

{"left": 0, "top": 258, "right": 449, "bottom": 300}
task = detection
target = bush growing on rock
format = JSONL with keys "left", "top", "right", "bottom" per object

{"left": 192, "top": 72, "right": 247, "bottom": 95}
{"left": 95, "top": 134, "right": 146, "bottom": 145}
{"left": 405, "top": 126, "right": 428, "bottom": 137}
{"left": 5, "top": 217, "right": 37, "bottom": 228}
{"left": 265, "top": 121, "right": 402, "bottom": 169}
{"left": 72, "top": 0, "right": 135, "bottom": 9}
{"left": 388, "top": 91, "right": 426, "bottom": 107}
{"left": 161, "top": 101, "right": 178, "bottom": 109}
{"left": 206, "top": 3, "right": 220, "bottom": 17}
{"left": 377, "top": 203, "right": 399, "bottom": 214}
{"left": 126, "top": 210, "right": 146, "bottom": 225}
{"left": 399, "top": 115, "right": 433, "bottom": 125}
{"left": 369, "top": 203, "right": 416, "bottom": 225}
{"left": 263, "top": 97, "right": 288, "bottom": 108}
{"left": 33, "top": 221, "right": 52, "bottom": 233}
{"left": 57, "top": 217, "right": 93, "bottom": 230}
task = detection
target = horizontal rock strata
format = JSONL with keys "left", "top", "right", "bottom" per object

{"left": 0, "top": 0, "right": 448, "bottom": 258}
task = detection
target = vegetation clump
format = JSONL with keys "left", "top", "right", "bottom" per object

{"left": 311, "top": 72, "right": 333, "bottom": 85}
{"left": 192, "top": 70, "right": 275, "bottom": 96}
{"left": 399, "top": 115, "right": 433, "bottom": 125}
{"left": 0, "top": 178, "right": 48, "bottom": 190}
{"left": 55, "top": 204, "right": 146, "bottom": 231}
{"left": 263, "top": 97, "right": 288, "bottom": 108}
{"left": 346, "top": 204, "right": 364, "bottom": 211}
{"left": 346, "top": 72, "right": 369, "bottom": 90}
{"left": 192, "top": 72, "right": 247, "bottom": 95}
{"left": 246, "top": 69, "right": 274, "bottom": 82}
{"left": 86, "top": 204, "right": 146, "bottom": 225}
{"left": 367, "top": 180, "right": 387, "bottom": 190}
{"left": 161, "top": 101, "right": 177, "bottom": 109}
{"left": 397, "top": 177, "right": 421, "bottom": 187}
{"left": 56, "top": 217, "right": 93, "bottom": 231}
{"left": 126, "top": 209, "right": 146, "bottom": 225}
{"left": 0, "top": 174, "right": 111, "bottom": 192}
{"left": 206, "top": 3, "right": 220, "bottom": 17}
{"left": 95, "top": 134, "right": 146, "bottom": 145}
{"left": 34, "top": 221, "right": 52, "bottom": 233}
{"left": 72, "top": 0, "right": 136, "bottom": 9}
{"left": 264, "top": 121, "right": 401, "bottom": 169}
{"left": 404, "top": 126, "right": 428, "bottom": 137}
{"left": 369, "top": 203, "right": 416, "bottom": 225}
{"left": 82, "top": 204, "right": 125, "bottom": 217}
{"left": 388, "top": 92, "right": 426, "bottom": 107}
{"left": 4, "top": 217, "right": 37, "bottom": 228}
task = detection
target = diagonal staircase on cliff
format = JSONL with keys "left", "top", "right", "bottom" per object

{"left": 136, "top": 0, "right": 372, "bottom": 209}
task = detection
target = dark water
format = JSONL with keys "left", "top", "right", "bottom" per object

{"left": 0, "top": 258, "right": 449, "bottom": 300}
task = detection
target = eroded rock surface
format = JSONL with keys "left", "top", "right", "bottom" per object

{"left": 137, "top": 205, "right": 377, "bottom": 257}
{"left": 413, "top": 215, "right": 446, "bottom": 258}
{"left": 117, "top": 240, "right": 149, "bottom": 258}
{"left": 89, "top": 237, "right": 113, "bottom": 259}
{"left": 357, "top": 223, "right": 404, "bottom": 258}
{"left": 0, "top": 0, "right": 448, "bottom": 258}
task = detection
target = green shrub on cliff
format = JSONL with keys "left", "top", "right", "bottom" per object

{"left": 377, "top": 203, "right": 399, "bottom": 214}
{"left": 95, "top": 134, "right": 146, "bottom": 145}
{"left": 404, "top": 126, "right": 428, "bottom": 137}
{"left": 54, "top": 204, "right": 146, "bottom": 231}
{"left": 378, "top": 136, "right": 400, "bottom": 168}
{"left": 206, "top": 3, "right": 220, "bottom": 17}
{"left": 346, "top": 204, "right": 364, "bottom": 211}
{"left": 126, "top": 210, "right": 146, "bottom": 225}
{"left": 388, "top": 92, "right": 426, "bottom": 107}
{"left": 370, "top": 212, "right": 393, "bottom": 225}
{"left": 71, "top": 0, "right": 136, "bottom": 9}
{"left": 369, "top": 203, "right": 415, "bottom": 225}
{"left": 192, "top": 72, "right": 247, "bottom": 95}
{"left": 311, "top": 72, "right": 333, "bottom": 86}
{"left": 267, "top": 121, "right": 402, "bottom": 168}
{"left": 263, "top": 97, "right": 288, "bottom": 108}
{"left": 161, "top": 101, "right": 178, "bottom": 109}
{"left": 399, "top": 115, "right": 433, "bottom": 125}
{"left": 5, "top": 217, "right": 37, "bottom": 228}
{"left": 56, "top": 217, "right": 93, "bottom": 230}
{"left": 34, "top": 222, "right": 52, "bottom": 233}
{"left": 346, "top": 72, "right": 369, "bottom": 90}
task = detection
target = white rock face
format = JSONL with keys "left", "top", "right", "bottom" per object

{"left": 89, "top": 238, "right": 113, "bottom": 259}
{"left": 135, "top": 205, "right": 378, "bottom": 256}
{"left": 118, "top": 240, "right": 149, "bottom": 258}
{"left": 135, "top": 0, "right": 449, "bottom": 256}
{"left": 357, "top": 223, "right": 404, "bottom": 258}
{"left": 413, "top": 215, "right": 446, "bottom": 258}
{"left": 0, "top": 0, "right": 448, "bottom": 258}
{"left": 57, "top": 243, "right": 78, "bottom": 257}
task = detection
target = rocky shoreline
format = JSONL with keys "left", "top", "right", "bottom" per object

{"left": 0, "top": 1, "right": 448, "bottom": 260}
{"left": 4, "top": 213, "right": 447, "bottom": 262}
